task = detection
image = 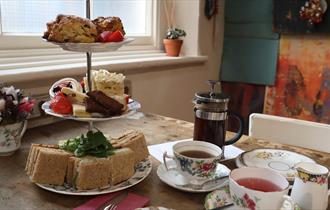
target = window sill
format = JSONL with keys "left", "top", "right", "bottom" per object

{"left": 1, "top": 49, "right": 207, "bottom": 83}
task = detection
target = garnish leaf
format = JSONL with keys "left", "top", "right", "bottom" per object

{"left": 59, "top": 130, "right": 115, "bottom": 157}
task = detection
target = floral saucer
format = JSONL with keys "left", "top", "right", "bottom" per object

{"left": 204, "top": 186, "right": 300, "bottom": 210}
{"left": 235, "top": 148, "right": 315, "bottom": 181}
{"left": 157, "top": 160, "right": 230, "bottom": 193}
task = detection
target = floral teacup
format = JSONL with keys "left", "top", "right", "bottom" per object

{"left": 229, "top": 167, "right": 294, "bottom": 210}
{"left": 0, "top": 121, "right": 27, "bottom": 156}
{"left": 163, "top": 141, "right": 223, "bottom": 182}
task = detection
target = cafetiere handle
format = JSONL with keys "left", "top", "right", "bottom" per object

{"left": 225, "top": 111, "right": 244, "bottom": 145}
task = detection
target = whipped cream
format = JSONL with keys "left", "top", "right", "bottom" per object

{"left": 94, "top": 69, "right": 125, "bottom": 84}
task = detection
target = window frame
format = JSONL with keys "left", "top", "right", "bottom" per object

{"left": 0, "top": 0, "right": 158, "bottom": 50}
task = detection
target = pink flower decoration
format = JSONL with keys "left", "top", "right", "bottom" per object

{"left": 316, "top": 176, "right": 326, "bottom": 185}
{"left": 202, "top": 163, "right": 213, "bottom": 171}
{"left": 18, "top": 98, "right": 35, "bottom": 113}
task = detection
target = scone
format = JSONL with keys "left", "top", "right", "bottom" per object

{"left": 45, "top": 14, "right": 98, "bottom": 43}
{"left": 93, "top": 16, "right": 126, "bottom": 38}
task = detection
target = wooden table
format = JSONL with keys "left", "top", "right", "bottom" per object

{"left": 1, "top": 113, "right": 330, "bottom": 210}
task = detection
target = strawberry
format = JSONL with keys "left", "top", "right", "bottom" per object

{"left": 50, "top": 92, "right": 72, "bottom": 115}
{"left": 99, "top": 31, "right": 112, "bottom": 42}
{"left": 107, "top": 30, "right": 124, "bottom": 42}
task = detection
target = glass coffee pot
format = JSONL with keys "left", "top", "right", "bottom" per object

{"left": 193, "top": 80, "right": 244, "bottom": 155}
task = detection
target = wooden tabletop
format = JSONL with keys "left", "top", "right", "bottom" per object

{"left": 1, "top": 112, "right": 330, "bottom": 210}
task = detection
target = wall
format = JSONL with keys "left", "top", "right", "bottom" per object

{"left": 13, "top": 0, "right": 225, "bottom": 123}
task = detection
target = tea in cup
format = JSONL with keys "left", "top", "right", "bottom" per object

{"left": 229, "top": 167, "right": 293, "bottom": 210}
{"left": 163, "top": 141, "right": 223, "bottom": 182}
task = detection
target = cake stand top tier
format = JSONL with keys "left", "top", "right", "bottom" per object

{"left": 44, "top": 38, "right": 134, "bottom": 53}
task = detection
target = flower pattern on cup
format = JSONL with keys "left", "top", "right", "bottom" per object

{"left": 232, "top": 193, "right": 260, "bottom": 210}
{"left": 297, "top": 170, "right": 327, "bottom": 185}
{"left": 177, "top": 156, "right": 218, "bottom": 178}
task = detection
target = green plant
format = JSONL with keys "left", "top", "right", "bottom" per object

{"left": 166, "top": 28, "right": 186, "bottom": 40}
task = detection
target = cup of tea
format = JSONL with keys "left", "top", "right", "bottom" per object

{"left": 163, "top": 141, "right": 223, "bottom": 182}
{"left": 229, "top": 167, "right": 294, "bottom": 210}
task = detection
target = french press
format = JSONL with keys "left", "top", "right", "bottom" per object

{"left": 193, "top": 80, "right": 244, "bottom": 153}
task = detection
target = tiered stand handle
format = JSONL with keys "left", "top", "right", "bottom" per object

{"left": 86, "top": 0, "right": 93, "bottom": 130}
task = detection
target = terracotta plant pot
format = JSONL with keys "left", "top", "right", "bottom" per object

{"left": 163, "top": 39, "right": 183, "bottom": 57}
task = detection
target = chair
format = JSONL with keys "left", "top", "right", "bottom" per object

{"left": 248, "top": 113, "right": 330, "bottom": 153}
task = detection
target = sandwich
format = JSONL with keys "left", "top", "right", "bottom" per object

{"left": 65, "top": 148, "right": 135, "bottom": 190}
{"left": 70, "top": 156, "right": 112, "bottom": 190}
{"left": 26, "top": 144, "right": 71, "bottom": 186}
{"left": 107, "top": 148, "right": 135, "bottom": 185}
{"left": 111, "top": 131, "right": 149, "bottom": 164}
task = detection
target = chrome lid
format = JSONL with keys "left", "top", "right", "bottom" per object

{"left": 193, "top": 80, "right": 230, "bottom": 112}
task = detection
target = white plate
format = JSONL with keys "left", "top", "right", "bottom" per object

{"left": 235, "top": 148, "right": 315, "bottom": 181}
{"left": 41, "top": 99, "right": 141, "bottom": 122}
{"left": 157, "top": 160, "right": 230, "bottom": 193}
{"left": 36, "top": 157, "right": 151, "bottom": 196}
{"left": 44, "top": 38, "right": 134, "bottom": 52}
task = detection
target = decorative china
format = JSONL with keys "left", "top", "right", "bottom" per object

{"left": 157, "top": 160, "right": 230, "bottom": 193}
{"left": 44, "top": 38, "right": 135, "bottom": 52}
{"left": 229, "top": 167, "right": 294, "bottom": 210}
{"left": 0, "top": 121, "right": 27, "bottom": 156}
{"left": 235, "top": 148, "right": 315, "bottom": 181}
{"left": 204, "top": 185, "right": 234, "bottom": 210}
{"left": 163, "top": 141, "right": 223, "bottom": 182}
{"left": 41, "top": 99, "right": 141, "bottom": 122}
{"left": 35, "top": 157, "right": 151, "bottom": 196}
{"left": 291, "top": 162, "right": 330, "bottom": 210}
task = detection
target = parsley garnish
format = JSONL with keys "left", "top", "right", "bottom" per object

{"left": 59, "top": 130, "right": 114, "bottom": 157}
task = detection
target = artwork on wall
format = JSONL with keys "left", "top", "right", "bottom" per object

{"left": 264, "top": 36, "right": 330, "bottom": 123}
{"left": 222, "top": 82, "right": 265, "bottom": 134}
{"left": 273, "top": 0, "right": 330, "bottom": 34}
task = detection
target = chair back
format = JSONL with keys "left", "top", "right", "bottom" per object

{"left": 249, "top": 113, "right": 330, "bottom": 153}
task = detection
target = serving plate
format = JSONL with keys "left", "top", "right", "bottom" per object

{"left": 44, "top": 37, "right": 134, "bottom": 52}
{"left": 41, "top": 99, "right": 141, "bottom": 122}
{"left": 235, "top": 148, "right": 315, "bottom": 181}
{"left": 36, "top": 157, "right": 151, "bottom": 195}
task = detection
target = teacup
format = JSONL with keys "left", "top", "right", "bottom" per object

{"left": 229, "top": 167, "right": 294, "bottom": 210}
{"left": 163, "top": 141, "right": 223, "bottom": 182}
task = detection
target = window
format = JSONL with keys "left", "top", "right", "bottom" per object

{"left": 0, "top": 0, "right": 154, "bottom": 49}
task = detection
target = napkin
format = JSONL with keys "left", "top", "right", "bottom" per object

{"left": 74, "top": 192, "right": 150, "bottom": 210}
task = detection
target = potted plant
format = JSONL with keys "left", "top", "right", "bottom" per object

{"left": 0, "top": 85, "right": 35, "bottom": 156}
{"left": 163, "top": 28, "right": 187, "bottom": 57}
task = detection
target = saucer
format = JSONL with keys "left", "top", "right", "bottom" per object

{"left": 236, "top": 148, "right": 315, "bottom": 181}
{"left": 157, "top": 160, "right": 230, "bottom": 193}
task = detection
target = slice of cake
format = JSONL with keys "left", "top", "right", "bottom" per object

{"left": 111, "top": 131, "right": 149, "bottom": 164}
{"left": 83, "top": 69, "right": 127, "bottom": 106}
{"left": 72, "top": 104, "right": 92, "bottom": 118}
{"left": 94, "top": 69, "right": 125, "bottom": 96}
